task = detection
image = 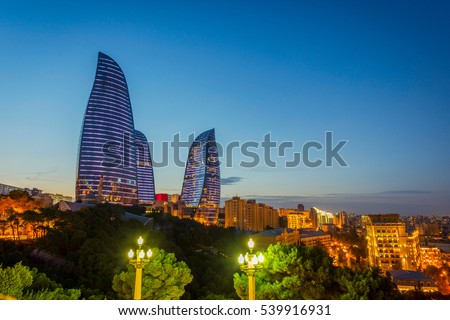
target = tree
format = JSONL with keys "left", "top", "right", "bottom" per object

{"left": 233, "top": 243, "right": 399, "bottom": 300}
{"left": 22, "top": 210, "right": 44, "bottom": 239}
{"left": 234, "top": 243, "right": 338, "bottom": 300}
{"left": 0, "top": 262, "right": 81, "bottom": 300}
{"left": 23, "top": 288, "right": 81, "bottom": 300}
{"left": 337, "top": 267, "right": 400, "bottom": 299}
{"left": 423, "top": 265, "right": 450, "bottom": 295}
{"left": 0, "top": 262, "right": 33, "bottom": 298}
{"left": 112, "top": 247, "right": 193, "bottom": 299}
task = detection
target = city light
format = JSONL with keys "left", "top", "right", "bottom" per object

{"left": 128, "top": 236, "right": 153, "bottom": 300}
{"left": 238, "top": 238, "right": 264, "bottom": 300}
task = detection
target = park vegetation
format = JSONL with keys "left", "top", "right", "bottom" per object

{"left": 0, "top": 191, "right": 446, "bottom": 300}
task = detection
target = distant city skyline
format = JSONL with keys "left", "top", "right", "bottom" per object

{"left": 1, "top": 1, "right": 449, "bottom": 215}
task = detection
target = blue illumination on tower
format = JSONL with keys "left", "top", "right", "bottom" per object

{"left": 135, "top": 130, "right": 155, "bottom": 203}
{"left": 76, "top": 52, "right": 155, "bottom": 204}
{"left": 181, "top": 129, "right": 220, "bottom": 224}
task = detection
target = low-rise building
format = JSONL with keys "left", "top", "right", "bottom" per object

{"left": 421, "top": 246, "right": 444, "bottom": 269}
{"left": 388, "top": 270, "right": 438, "bottom": 292}
{"left": 300, "top": 229, "right": 332, "bottom": 249}
{"left": 252, "top": 228, "right": 300, "bottom": 249}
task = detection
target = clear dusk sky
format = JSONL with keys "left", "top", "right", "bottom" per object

{"left": 1, "top": 1, "right": 449, "bottom": 215}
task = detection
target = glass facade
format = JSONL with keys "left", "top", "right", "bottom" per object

{"left": 181, "top": 129, "right": 220, "bottom": 224}
{"left": 76, "top": 52, "right": 154, "bottom": 205}
{"left": 135, "top": 130, "right": 155, "bottom": 203}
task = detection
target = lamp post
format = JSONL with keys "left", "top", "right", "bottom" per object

{"left": 238, "top": 238, "right": 264, "bottom": 300}
{"left": 128, "top": 236, "right": 152, "bottom": 300}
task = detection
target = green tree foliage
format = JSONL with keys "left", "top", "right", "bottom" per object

{"left": 0, "top": 262, "right": 33, "bottom": 298}
{"left": 23, "top": 267, "right": 81, "bottom": 300}
{"left": 234, "top": 243, "right": 399, "bottom": 300}
{"left": 0, "top": 262, "right": 80, "bottom": 300}
{"left": 23, "top": 288, "right": 81, "bottom": 300}
{"left": 337, "top": 267, "right": 400, "bottom": 299}
{"left": 112, "top": 247, "right": 193, "bottom": 299}
{"left": 147, "top": 213, "right": 244, "bottom": 299}
{"left": 37, "top": 203, "right": 149, "bottom": 297}
{"left": 234, "top": 244, "right": 337, "bottom": 299}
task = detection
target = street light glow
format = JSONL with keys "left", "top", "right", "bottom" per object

{"left": 258, "top": 253, "right": 264, "bottom": 263}
{"left": 129, "top": 236, "right": 152, "bottom": 300}
{"left": 248, "top": 238, "right": 254, "bottom": 250}
{"left": 238, "top": 238, "right": 264, "bottom": 300}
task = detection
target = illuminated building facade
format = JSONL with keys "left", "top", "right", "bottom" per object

{"left": 135, "top": 130, "right": 155, "bottom": 203}
{"left": 252, "top": 228, "right": 300, "bottom": 249}
{"left": 364, "top": 214, "right": 421, "bottom": 272}
{"left": 287, "top": 212, "right": 308, "bottom": 229}
{"left": 180, "top": 129, "right": 220, "bottom": 225}
{"left": 300, "top": 229, "right": 332, "bottom": 249}
{"left": 224, "top": 197, "right": 279, "bottom": 231}
{"left": 310, "top": 207, "right": 334, "bottom": 230}
{"left": 225, "top": 196, "right": 246, "bottom": 228}
{"left": 420, "top": 246, "right": 444, "bottom": 269}
{"left": 76, "top": 52, "right": 154, "bottom": 204}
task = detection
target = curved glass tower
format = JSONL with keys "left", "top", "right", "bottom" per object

{"left": 76, "top": 52, "right": 154, "bottom": 205}
{"left": 181, "top": 129, "right": 220, "bottom": 225}
{"left": 135, "top": 130, "right": 155, "bottom": 203}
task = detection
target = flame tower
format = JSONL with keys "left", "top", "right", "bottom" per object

{"left": 181, "top": 129, "right": 220, "bottom": 225}
{"left": 76, "top": 52, "right": 155, "bottom": 204}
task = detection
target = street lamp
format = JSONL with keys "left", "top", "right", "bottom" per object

{"left": 238, "top": 238, "right": 264, "bottom": 300}
{"left": 128, "top": 236, "right": 153, "bottom": 300}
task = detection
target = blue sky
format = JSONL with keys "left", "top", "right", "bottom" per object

{"left": 1, "top": 1, "right": 449, "bottom": 215}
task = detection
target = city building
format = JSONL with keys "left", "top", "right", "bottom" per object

{"left": 252, "top": 228, "right": 300, "bottom": 249}
{"left": 427, "top": 241, "right": 450, "bottom": 253}
{"left": 224, "top": 196, "right": 279, "bottom": 231}
{"left": 140, "top": 193, "right": 187, "bottom": 218}
{"left": 420, "top": 246, "right": 444, "bottom": 269}
{"left": 180, "top": 129, "right": 220, "bottom": 225}
{"left": 135, "top": 130, "right": 156, "bottom": 203}
{"left": 171, "top": 194, "right": 181, "bottom": 203}
{"left": 278, "top": 208, "right": 298, "bottom": 217}
{"left": 155, "top": 193, "right": 169, "bottom": 202}
{"left": 310, "top": 207, "right": 334, "bottom": 230}
{"left": 0, "top": 183, "right": 42, "bottom": 197}
{"left": 76, "top": 52, "right": 155, "bottom": 205}
{"left": 0, "top": 183, "right": 22, "bottom": 196}
{"left": 300, "top": 229, "right": 332, "bottom": 249}
{"left": 58, "top": 201, "right": 94, "bottom": 212}
{"left": 388, "top": 270, "right": 438, "bottom": 292}
{"left": 287, "top": 212, "right": 309, "bottom": 229}
{"left": 251, "top": 228, "right": 331, "bottom": 250}
{"left": 321, "top": 223, "right": 337, "bottom": 234}
{"left": 363, "top": 214, "right": 421, "bottom": 272}
{"left": 224, "top": 196, "right": 246, "bottom": 228}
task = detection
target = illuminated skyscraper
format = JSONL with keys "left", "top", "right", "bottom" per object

{"left": 181, "top": 129, "right": 220, "bottom": 225}
{"left": 135, "top": 130, "right": 155, "bottom": 203}
{"left": 76, "top": 52, "right": 154, "bottom": 204}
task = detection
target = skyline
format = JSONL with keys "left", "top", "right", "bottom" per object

{"left": 1, "top": 1, "right": 450, "bottom": 215}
